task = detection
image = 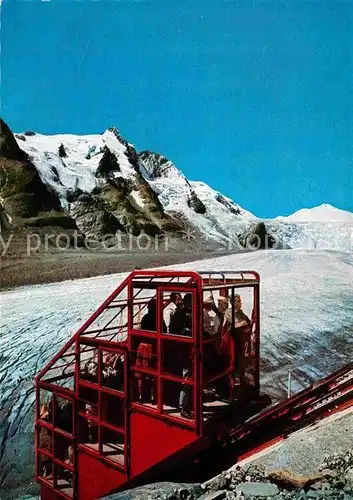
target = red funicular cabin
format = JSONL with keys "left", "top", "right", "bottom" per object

{"left": 35, "top": 270, "right": 261, "bottom": 500}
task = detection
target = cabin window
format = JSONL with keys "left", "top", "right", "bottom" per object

{"left": 162, "top": 379, "right": 195, "bottom": 422}
{"left": 37, "top": 452, "right": 53, "bottom": 484}
{"left": 54, "top": 434, "right": 73, "bottom": 464}
{"left": 132, "top": 285, "right": 157, "bottom": 333}
{"left": 52, "top": 396, "right": 73, "bottom": 435}
{"left": 100, "top": 426, "right": 125, "bottom": 467}
{"left": 129, "top": 335, "right": 157, "bottom": 405}
{"left": 79, "top": 346, "right": 99, "bottom": 384}
{"left": 161, "top": 291, "right": 193, "bottom": 337}
{"left": 161, "top": 338, "right": 194, "bottom": 380}
{"left": 39, "top": 389, "right": 54, "bottom": 425}
{"left": 101, "top": 393, "right": 125, "bottom": 430}
{"left": 100, "top": 350, "right": 125, "bottom": 392}
{"left": 53, "top": 463, "right": 74, "bottom": 498}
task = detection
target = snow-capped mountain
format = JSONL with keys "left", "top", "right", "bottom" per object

{"left": 276, "top": 204, "right": 353, "bottom": 223}
{"left": 1, "top": 118, "right": 351, "bottom": 251}
{"left": 266, "top": 204, "right": 353, "bottom": 251}
{"left": 138, "top": 150, "right": 255, "bottom": 242}
{"left": 6, "top": 124, "right": 254, "bottom": 243}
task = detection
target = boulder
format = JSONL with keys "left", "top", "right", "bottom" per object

{"left": 267, "top": 470, "right": 328, "bottom": 490}
{"left": 187, "top": 191, "right": 206, "bottom": 215}
{"left": 0, "top": 118, "right": 28, "bottom": 161}
{"left": 237, "top": 222, "right": 278, "bottom": 250}
{"left": 101, "top": 481, "right": 202, "bottom": 500}
{"left": 235, "top": 481, "right": 279, "bottom": 497}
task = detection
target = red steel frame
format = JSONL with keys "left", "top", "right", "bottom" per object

{"left": 35, "top": 269, "right": 261, "bottom": 500}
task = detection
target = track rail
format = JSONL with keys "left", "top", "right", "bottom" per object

{"left": 157, "top": 362, "right": 353, "bottom": 485}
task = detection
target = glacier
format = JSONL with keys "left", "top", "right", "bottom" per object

{"left": 1, "top": 248, "right": 353, "bottom": 496}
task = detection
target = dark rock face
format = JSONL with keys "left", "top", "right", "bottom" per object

{"left": 58, "top": 143, "right": 67, "bottom": 158}
{"left": 108, "top": 126, "right": 129, "bottom": 147}
{"left": 125, "top": 143, "right": 139, "bottom": 171}
{"left": 96, "top": 146, "right": 121, "bottom": 178}
{"left": 0, "top": 118, "right": 28, "bottom": 161}
{"left": 66, "top": 188, "right": 84, "bottom": 203}
{"left": 69, "top": 192, "right": 123, "bottom": 238}
{"left": 15, "top": 134, "right": 26, "bottom": 142}
{"left": 0, "top": 201, "right": 12, "bottom": 229}
{"left": 0, "top": 119, "right": 63, "bottom": 221}
{"left": 188, "top": 191, "right": 207, "bottom": 215}
{"left": 215, "top": 194, "right": 241, "bottom": 216}
{"left": 237, "top": 222, "right": 278, "bottom": 250}
{"left": 138, "top": 151, "right": 172, "bottom": 179}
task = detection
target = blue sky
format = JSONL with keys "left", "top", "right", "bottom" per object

{"left": 2, "top": 1, "right": 352, "bottom": 217}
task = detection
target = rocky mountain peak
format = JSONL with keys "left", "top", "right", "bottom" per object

{"left": 138, "top": 150, "right": 179, "bottom": 180}
{"left": 96, "top": 146, "right": 121, "bottom": 178}
{"left": 107, "top": 127, "right": 128, "bottom": 147}
{"left": 0, "top": 118, "right": 28, "bottom": 162}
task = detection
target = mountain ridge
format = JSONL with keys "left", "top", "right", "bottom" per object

{"left": 3, "top": 121, "right": 254, "bottom": 244}
{"left": 1, "top": 118, "right": 352, "bottom": 251}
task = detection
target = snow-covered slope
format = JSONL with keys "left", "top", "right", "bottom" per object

{"left": 1, "top": 249, "right": 353, "bottom": 492}
{"left": 14, "top": 130, "right": 254, "bottom": 243}
{"left": 15, "top": 130, "right": 137, "bottom": 209}
{"left": 12, "top": 129, "right": 353, "bottom": 250}
{"left": 138, "top": 150, "right": 255, "bottom": 242}
{"left": 276, "top": 203, "right": 353, "bottom": 223}
{"left": 266, "top": 204, "right": 353, "bottom": 251}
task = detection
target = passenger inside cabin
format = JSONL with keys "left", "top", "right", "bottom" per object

{"left": 103, "top": 353, "right": 124, "bottom": 390}
{"left": 214, "top": 296, "right": 230, "bottom": 335}
{"left": 174, "top": 294, "right": 193, "bottom": 419}
{"left": 203, "top": 295, "right": 216, "bottom": 337}
{"left": 163, "top": 293, "right": 182, "bottom": 333}
{"left": 81, "top": 359, "right": 98, "bottom": 383}
{"left": 141, "top": 298, "right": 157, "bottom": 331}
{"left": 85, "top": 404, "right": 98, "bottom": 443}
{"left": 134, "top": 342, "right": 154, "bottom": 403}
{"left": 233, "top": 294, "right": 251, "bottom": 327}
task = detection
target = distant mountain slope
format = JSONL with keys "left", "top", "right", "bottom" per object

{"left": 266, "top": 204, "right": 353, "bottom": 251}
{"left": 0, "top": 118, "right": 351, "bottom": 251}
{"left": 9, "top": 123, "right": 254, "bottom": 243}
{"left": 276, "top": 203, "right": 353, "bottom": 223}
{"left": 0, "top": 119, "right": 75, "bottom": 230}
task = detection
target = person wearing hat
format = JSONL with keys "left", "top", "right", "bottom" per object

{"left": 163, "top": 292, "right": 182, "bottom": 333}
{"left": 202, "top": 295, "right": 216, "bottom": 337}
{"left": 213, "top": 296, "right": 230, "bottom": 335}
{"left": 233, "top": 294, "right": 251, "bottom": 327}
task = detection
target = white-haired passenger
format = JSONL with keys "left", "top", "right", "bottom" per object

{"left": 202, "top": 295, "right": 216, "bottom": 337}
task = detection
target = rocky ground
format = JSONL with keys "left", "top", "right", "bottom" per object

{"left": 105, "top": 451, "right": 353, "bottom": 500}
{"left": 0, "top": 228, "right": 231, "bottom": 290}
{"left": 12, "top": 409, "right": 353, "bottom": 500}
{"left": 0, "top": 247, "right": 222, "bottom": 290}
{"left": 102, "top": 407, "right": 353, "bottom": 500}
